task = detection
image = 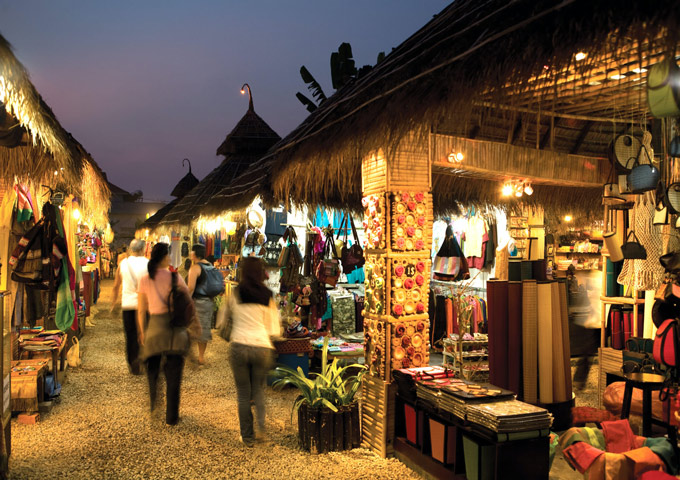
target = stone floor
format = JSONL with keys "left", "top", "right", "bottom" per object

{"left": 7, "top": 278, "right": 614, "bottom": 479}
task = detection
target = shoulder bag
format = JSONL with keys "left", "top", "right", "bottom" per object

{"left": 168, "top": 272, "right": 196, "bottom": 328}
{"left": 340, "top": 215, "right": 365, "bottom": 274}
{"left": 316, "top": 228, "right": 340, "bottom": 287}
{"left": 216, "top": 289, "right": 237, "bottom": 342}
{"left": 620, "top": 230, "right": 647, "bottom": 260}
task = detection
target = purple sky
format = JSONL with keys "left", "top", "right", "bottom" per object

{"left": 0, "top": 1, "right": 449, "bottom": 201}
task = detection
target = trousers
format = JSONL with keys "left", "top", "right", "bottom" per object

{"left": 229, "top": 343, "right": 273, "bottom": 442}
{"left": 146, "top": 354, "right": 185, "bottom": 425}
{"left": 122, "top": 309, "right": 141, "bottom": 373}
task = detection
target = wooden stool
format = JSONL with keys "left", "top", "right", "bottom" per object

{"left": 619, "top": 372, "right": 668, "bottom": 437}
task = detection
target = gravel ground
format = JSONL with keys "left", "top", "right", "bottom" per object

{"left": 9, "top": 279, "right": 421, "bottom": 480}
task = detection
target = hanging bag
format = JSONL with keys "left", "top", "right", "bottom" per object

{"left": 334, "top": 214, "right": 347, "bottom": 258}
{"left": 340, "top": 215, "right": 365, "bottom": 274}
{"left": 653, "top": 318, "right": 680, "bottom": 367}
{"left": 666, "top": 183, "right": 680, "bottom": 214}
{"left": 620, "top": 230, "right": 647, "bottom": 260}
{"left": 66, "top": 337, "right": 81, "bottom": 368}
{"left": 626, "top": 146, "right": 660, "bottom": 193}
{"left": 647, "top": 57, "right": 680, "bottom": 118}
{"left": 610, "top": 134, "right": 642, "bottom": 172}
{"left": 316, "top": 228, "right": 340, "bottom": 287}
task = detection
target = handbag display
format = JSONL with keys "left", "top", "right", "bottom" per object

{"left": 432, "top": 225, "right": 469, "bottom": 281}
{"left": 620, "top": 230, "right": 647, "bottom": 260}
{"left": 654, "top": 195, "right": 670, "bottom": 225}
{"left": 602, "top": 159, "right": 627, "bottom": 206}
{"left": 316, "top": 228, "right": 340, "bottom": 287}
{"left": 670, "top": 136, "right": 680, "bottom": 158}
{"left": 647, "top": 57, "right": 680, "bottom": 118}
{"left": 626, "top": 146, "right": 659, "bottom": 193}
{"left": 340, "top": 215, "right": 365, "bottom": 274}
{"left": 603, "top": 231, "right": 624, "bottom": 262}
{"left": 168, "top": 272, "right": 196, "bottom": 328}
{"left": 610, "top": 134, "right": 642, "bottom": 172}
{"left": 666, "top": 183, "right": 680, "bottom": 214}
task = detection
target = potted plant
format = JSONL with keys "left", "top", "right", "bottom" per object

{"left": 272, "top": 336, "right": 366, "bottom": 453}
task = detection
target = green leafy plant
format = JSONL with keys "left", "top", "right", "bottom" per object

{"left": 271, "top": 336, "right": 366, "bottom": 419}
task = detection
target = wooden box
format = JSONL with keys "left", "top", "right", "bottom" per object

{"left": 361, "top": 374, "right": 396, "bottom": 458}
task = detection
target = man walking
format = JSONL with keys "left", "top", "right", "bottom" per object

{"left": 112, "top": 239, "right": 149, "bottom": 375}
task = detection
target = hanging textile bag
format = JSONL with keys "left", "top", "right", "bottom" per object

{"left": 432, "top": 225, "right": 469, "bottom": 281}
{"left": 647, "top": 57, "right": 680, "bottom": 118}
{"left": 626, "top": 146, "right": 659, "bottom": 193}
{"left": 334, "top": 214, "right": 346, "bottom": 258}
{"left": 168, "top": 272, "right": 196, "bottom": 328}
{"left": 653, "top": 318, "right": 680, "bottom": 367}
{"left": 610, "top": 134, "right": 642, "bottom": 172}
{"left": 316, "top": 228, "right": 340, "bottom": 287}
{"left": 340, "top": 215, "right": 365, "bottom": 274}
{"left": 66, "top": 337, "right": 81, "bottom": 368}
{"left": 654, "top": 197, "right": 670, "bottom": 225}
{"left": 620, "top": 230, "right": 647, "bottom": 260}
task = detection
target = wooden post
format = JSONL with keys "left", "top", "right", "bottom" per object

{"left": 361, "top": 133, "right": 433, "bottom": 457}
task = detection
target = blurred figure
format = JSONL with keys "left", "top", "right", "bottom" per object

{"left": 219, "top": 257, "right": 281, "bottom": 447}
{"left": 187, "top": 244, "right": 214, "bottom": 365}
{"left": 137, "top": 243, "right": 190, "bottom": 425}
{"left": 111, "top": 239, "right": 148, "bottom": 375}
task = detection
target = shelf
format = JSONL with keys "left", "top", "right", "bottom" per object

{"left": 555, "top": 251, "right": 601, "bottom": 255}
{"left": 600, "top": 295, "right": 644, "bottom": 305}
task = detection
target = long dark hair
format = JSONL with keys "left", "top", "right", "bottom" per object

{"left": 148, "top": 243, "right": 169, "bottom": 280}
{"left": 238, "top": 257, "right": 271, "bottom": 306}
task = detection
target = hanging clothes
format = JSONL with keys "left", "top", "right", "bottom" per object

{"left": 463, "top": 215, "right": 486, "bottom": 259}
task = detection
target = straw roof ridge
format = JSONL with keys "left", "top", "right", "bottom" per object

{"left": 140, "top": 197, "right": 180, "bottom": 230}
{"left": 216, "top": 108, "right": 281, "bottom": 157}
{"left": 170, "top": 170, "right": 199, "bottom": 198}
{"left": 266, "top": 0, "right": 680, "bottom": 208}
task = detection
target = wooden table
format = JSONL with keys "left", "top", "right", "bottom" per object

{"left": 616, "top": 372, "right": 669, "bottom": 437}
{"left": 19, "top": 337, "right": 67, "bottom": 384}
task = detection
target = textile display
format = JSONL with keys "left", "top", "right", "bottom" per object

{"left": 551, "top": 282, "right": 567, "bottom": 403}
{"left": 521, "top": 279, "right": 538, "bottom": 404}
{"left": 532, "top": 260, "right": 548, "bottom": 281}
{"left": 487, "top": 279, "right": 509, "bottom": 389}
{"left": 557, "top": 279, "right": 572, "bottom": 400}
{"left": 507, "top": 281, "right": 522, "bottom": 396}
{"left": 508, "top": 260, "right": 521, "bottom": 281}
{"left": 537, "top": 281, "right": 553, "bottom": 404}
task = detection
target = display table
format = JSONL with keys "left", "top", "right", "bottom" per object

{"left": 10, "top": 360, "right": 49, "bottom": 413}
{"left": 18, "top": 332, "right": 67, "bottom": 384}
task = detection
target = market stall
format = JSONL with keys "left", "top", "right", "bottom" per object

{"left": 253, "top": 1, "right": 680, "bottom": 476}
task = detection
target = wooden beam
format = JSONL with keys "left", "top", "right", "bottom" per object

{"left": 476, "top": 101, "right": 632, "bottom": 124}
{"left": 539, "top": 118, "right": 561, "bottom": 150}
{"left": 571, "top": 121, "right": 594, "bottom": 155}
{"left": 508, "top": 117, "right": 523, "bottom": 144}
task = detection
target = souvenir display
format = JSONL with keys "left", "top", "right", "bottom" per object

{"left": 364, "top": 317, "right": 388, "bottom": 379}
{"left": 390, "top": 191, "right": 432, "bottom": 252}
{"left": 364, "top": 254, "right": 386, "bottom": 315}
{"left": 390, "top": 257, "right": 430, "bottom": 317}
{"left": 362, "top": 194, "right": 386, "bottom": 249}
{"left": 389, "top": 318, "right": 430, "bottom": 372}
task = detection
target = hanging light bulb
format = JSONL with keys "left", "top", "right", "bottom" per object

{"left": 524, "top": 183, "right": 533, "bottom": 196}
{"left": 502, "top": 183, "right": 513, "bottom": 197}
{"left": 564, "top": 215, "right": 573, "bottom": 222}
{"left": 455, "top": 152, "right": 464, "bottom": 162}
{"left": 72, "top": 208, "right": 81, "bottom": 221}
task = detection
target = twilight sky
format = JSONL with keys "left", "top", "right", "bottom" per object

{"left": 0, "top": 1, "right": 449, "bottom": 201}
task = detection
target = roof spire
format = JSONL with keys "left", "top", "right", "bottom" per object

{"left": 182, "top": 157, "right": 192, "bottom": 174}
{"left": 241, "top": 83, "right": 254, "bottom": 111}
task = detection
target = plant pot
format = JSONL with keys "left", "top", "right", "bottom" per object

{"left": 297, "top": 401, "right": 360, "bottom": 453}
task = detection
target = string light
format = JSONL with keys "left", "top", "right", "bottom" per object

{"left": 447, "top": 151, "right": 465, "bottom": 163}
{"left": 575, "top": 52, "right": 587, "bottom": 61}
{"left": 564, "top": 215, "right": 573, "bottom": 222}
{"left": 502, "top": 183, "right": 513, "bottom": 197}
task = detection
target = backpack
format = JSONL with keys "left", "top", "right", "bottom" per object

{"left": 195, "top": 263, "right": 225, "bottom": 298}
{"left": 653, "top": 318, "right": 680, "bottom": 367}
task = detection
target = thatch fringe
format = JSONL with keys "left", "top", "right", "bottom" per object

{"left": 266, "top": 0, "right": 680, "bottom": 210}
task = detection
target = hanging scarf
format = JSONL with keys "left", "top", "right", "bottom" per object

{"left": 13, "top": 183, "right": 34, "bottom": 223}
{"left": 53, "top": 205, "right": 75, "bottom": 331}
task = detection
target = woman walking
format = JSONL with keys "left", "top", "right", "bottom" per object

{"left": 137, "top": 243, "right": 191, "bottom": 425}
{"left": 221, "top": 257, "right": 281, "bottom": 447}
{"left": 187, "top": 244, "right": 214, "bottom": 365}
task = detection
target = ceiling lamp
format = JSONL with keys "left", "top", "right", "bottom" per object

{"left": 575, "top": 52, "right": 587, "bottom": 61}
{"left": 564, "top": 215, "right": 573, "bottom": 222}
{"left": 502, "top": 183, "right": 513, "bottom": 197}
{"left": 524, "top": 183, "right": 533, "bottom": 196}
{"left": 447, "top": 151, "right": 465, "bottom": 163}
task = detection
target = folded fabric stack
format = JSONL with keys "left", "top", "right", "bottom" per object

{"left": 20, "top": 331, "right": 65, "bottom": 350}
{"left": 466, "top": 399, "right": 553, "bottom": 432}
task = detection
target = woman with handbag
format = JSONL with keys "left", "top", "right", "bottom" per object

{"left": 219, "top": 257, "right": 281, "bottom": 447}
{"left": 187, "top": 244, "right": 214, "bottom": 366}
{"left": 137, "top": 243, "right": 191, "bottom": 426}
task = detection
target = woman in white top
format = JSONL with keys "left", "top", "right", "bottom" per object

{"left": 223, "top": 257, "right": 281, "bottom": 447}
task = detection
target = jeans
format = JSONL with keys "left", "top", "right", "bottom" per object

{"left": 229, "top": 343, "right": 273, "bottom": 442}
{"left": 146, "top": 354, "right": 185, "bottom": 425}
{"left": 122, "top": 310, "right": 141, "bottom": 373}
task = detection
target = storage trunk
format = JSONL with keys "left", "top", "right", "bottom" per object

{"left": 298, "top": 401, "right": 360, "bottom": 453}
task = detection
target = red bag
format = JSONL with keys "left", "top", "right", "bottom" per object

{"left": 653, "top": 318, "right": 680, "bottom": 367}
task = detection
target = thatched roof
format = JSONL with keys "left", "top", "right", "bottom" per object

{"left": 0, "top": 34, "right": 83, "bottom": 186}
{"left": 161, "top": 104, "right": 280, "bottom": 226}
{"left": 264, "top": 0, "right": 680, "bottom": 218}
{"left": 170, "top": 171, "right": 199, "bottom": 198}
{"left": 139, "top": 197, "right": 180, "bottom": 231}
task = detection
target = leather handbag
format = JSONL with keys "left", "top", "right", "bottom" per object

{"left": 647, "top": 57, "right": 680, "bottom": 118}
{"left": 659, "top": 251, "right": 680, "bottom": 274}
{"left": 620, "top": 230, "right": 647, "bottom": 260}
{"left": 316, "top": 228, "right": 340, "bottom": 287}
{"left": 340, "top": 215, "right": 365, "bottom": 274}
{"left": 626, "top": 146, "right": 659, "bottom": 193}
{"left": 653, "top": 196, "right": 670, "bottom": 225}
{"left": 334, "top": 214, "right": 346, "bottom": 258}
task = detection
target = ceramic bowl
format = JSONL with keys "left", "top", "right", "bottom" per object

{"left": 393, "top": 346, "right": 405, "bottom": 360}
{"left": 412, "top": 333, "right": 423, "bottom": 348}
{"left": 412, "top": 353, "right": 423, "bottom": 367}
{"left": 404, "top": 300, "right": 416, "bottom": 314}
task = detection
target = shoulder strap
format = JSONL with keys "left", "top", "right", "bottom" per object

{"left": 349, "top": 215, "right": 361, "bottom": 246}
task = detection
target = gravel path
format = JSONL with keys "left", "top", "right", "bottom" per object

{"left": 9, "top": 279, "right": 421, "bottom": 480}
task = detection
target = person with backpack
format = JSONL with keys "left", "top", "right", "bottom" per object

{"left": 111, "top": 239, "right": 148, "bottom": 375}
{"left": 187, "top": 243, "right": 224, "bottom": 365}
{"left": 136, "top": 243, "right": 191, "bottom": 425}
